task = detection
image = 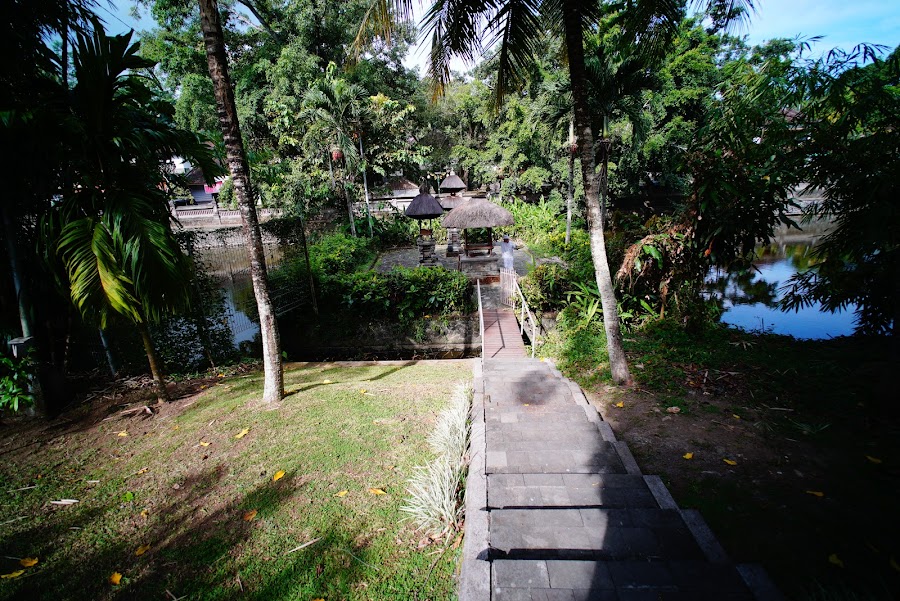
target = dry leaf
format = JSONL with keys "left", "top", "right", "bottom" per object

{"left": 866, "top": 455, "right": 883, "bottom": 464}
{"left": 243, "top": 509, "right": 258, "bottom": 521}
{"left": 732, "top": 414, "right": 741, "bottom": 420}
{"left": 135, "top": 544, "right": 151, "bottom": 556}
{"left": 19, "top": 558, "right": 38, "bottom": 568}
{"left": 828, "top": 553, "right": 844, "bottom": 568}
{"left": 199, "top": 441, "right": 211, "bottom": 447}
{"left": 322, "top": 379, "right": 332, "bottom": 384}
{"left": 683, "top": 452, "right": 694, "bottom": 460}
{"left": 723, "top": 459, "right": 738, "bottom": 466}
{"left": 140, "top": 509, "right": 149, "bottom": 518}
{"left": 311, "top": 598, "right": 325, "bottom": 601}
{"left": 273, "top": 471, "right": 285, "bottom": 482}
{"left": 235, "top": 428, "right": 250, "bottom": 439}
{"left": 1, "top": 570, "right": 24, "bottom": 580}
{"left": 135, "top": 468, "right": 148, "bottom": 475}
{"left": 805, "top": 490, "right": 825, "bottom": 498}
{"left": 666, "top": 406, "right": 681, "bottom": 414}
{"left": 115, "top": 430, "right": 128, "bottom": 437}
{"left": 109, "top": 572, "right": 122, "bottom": 585}
{"left": 173, "top": 425, "right": 180, "bottom": 430}
{"left": 335, "top": 490, "right": 348, "bottom": 498}
{"left": 359, "top": 389, "right": 367, "bottom": 394}
{"left": 368, "top": 488, "right": 387, "bottom": 496}
{"left": 614, "top": 401, "right": 624, "bottom": 408}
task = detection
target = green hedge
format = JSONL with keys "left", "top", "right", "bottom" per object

{"left": 321, "top": 267, "right": 472, "bottom": 323}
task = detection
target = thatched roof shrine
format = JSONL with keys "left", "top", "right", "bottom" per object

{"left": 442, "top": 197, "right": 514, "bottom": 229}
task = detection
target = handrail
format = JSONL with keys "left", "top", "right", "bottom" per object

{"left": 476, "top": 279, "right": 485, "bottom": 365}
{"left": 512, "top": 277, "right": 540, "bottom": 359}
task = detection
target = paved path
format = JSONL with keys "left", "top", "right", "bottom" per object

{"left": 460, "top": 358, "right": 783, "bottom": 601}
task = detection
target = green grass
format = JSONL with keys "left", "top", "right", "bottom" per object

{"left": 0, "top": 360, "right": 472, "bottom": 600}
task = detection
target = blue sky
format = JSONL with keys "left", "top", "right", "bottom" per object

{"left": 105, "top": 0, "right": 899, "bottom": 69}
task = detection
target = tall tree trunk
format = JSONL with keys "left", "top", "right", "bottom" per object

{"left": 136, "top": 321, "right": 170, "bottom": 403}
{"left": 561, "top": 0, "right": 631, "bottom": 385}
{"left": 566, "top": 117, "right": 575, "bottom": 246}
{"left": 341, "top": 172, "right": 357, "bottom": 237}
{"left": 297, "top": 213, "right": 319, "bottom": 317}
{"left": 598, "top": 138, "right": 611, "bottom": 229}
{"left": 199, "top": 0, "right": 284, "bottom": 404}
{"left": 359, "top": 135, "right": 373, "bottom": 238}
{"left": 98, "top": 328, "right": 117, "bottom": 378}
{"left": 2, "top": 204, "right": 33, "bottom": 339}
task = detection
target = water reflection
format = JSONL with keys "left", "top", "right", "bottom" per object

{"left": 707, "top": 240, "right": 858, "bottom": 339}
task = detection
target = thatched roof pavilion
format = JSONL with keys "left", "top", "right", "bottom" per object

{"left": 442, "top": 197, "right": 514, "bottom": 256}
{"left": 439, "top": 171, "right": 466, "bottom": 194}
{"left": 442, "top": 197, "right": 514, "bottom": 229}
{"left": 404, "top": 187, "right": 444, "bottom": 220}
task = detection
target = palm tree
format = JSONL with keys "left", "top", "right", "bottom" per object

{"left": 45, "top": 25, "right": 219, "bottom": 403}
{"left": 199, "top": 0, "right": 284, "bottom": 404}
{"left": 357, "top": 0, "right": 752, "bottom": 385}
{"left": 300, "top": 64, "right": 368, "bottom": 237}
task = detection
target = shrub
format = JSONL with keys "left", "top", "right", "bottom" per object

{"left": 520, "top": 263, "right": 572, "bottom": 312}
{"left": 320, "top": 267, "right": 473, "bottom": 323}
{"left": 0, "top": 353, "right": 35, "bottom": 412}
{"left": 309, "top": 232, "right": 375, "bottom": 275}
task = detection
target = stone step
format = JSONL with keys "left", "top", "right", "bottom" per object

{"left": 486, "top": 442, "right": 626, "bottom": 474}
{"left": 485, "top": 422, "right": 603, "bottom": 438}
{"left": 488, "top": 473, "right": 659, "bottom": 509}
{"left": 491, "top": 559, "right": 755, "bottom": 600}
{"left": 489, "top": 508, "right": 705, "bottom": 561}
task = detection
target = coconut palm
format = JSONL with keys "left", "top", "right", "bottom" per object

{"left": 44, "top": 25, "right": 220, "bottom": 403}
{"left": 357, "top": 0, "right": 752, "bottom": 384}
{"left": 199, "top": 0, "right": 284, "bottom": 405}
{"left": 300, "top": 64, "right": 368, "bottom": 237}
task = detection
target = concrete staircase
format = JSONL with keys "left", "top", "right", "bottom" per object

{"left": 460, "top": 358, "right": 783, "bottom": 601}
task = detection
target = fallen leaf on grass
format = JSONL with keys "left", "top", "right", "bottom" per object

{"left": 115, "top": 430, "right": 128, "bottom": 437}
{"left": 273, "top": 471, "right": 285, "bottom": 482}
{"left": 234, "top": 428, "right": 250, "bottom": 439}
{"left": 666, "top": 406, "right": 681, "bottom": 414}
{"left": 359, "top": 389, "right": 367, "bottom": 394}
{"left": 723, "top": 459, "right": 738, "bottom": 466}
{"left": 368, "top": 488, "right": 387, "bottom": 496}
{"left": 135, "top": 544, "right": 151, "bottom": 556}
{"left": 135, "top": 468, "right": 148, "bottom": 475}
{"left": 243, "top": 509, "right": 258, "bottom": 521}
{"left": 109, "top": 572, "right": 122, "bottom": 585}
{"left": 866, "top": 455, "right": 882, "bottom": 464}
{"left": 683, "top": 453, "right": 694, "bottom": 460}
{"left": 50, "top": 499, "right": 79, "bottom": 505}
{"left": 732, "top": 414, "right": 741, "bottom": 420}
{"left": 173, "top": 425, "right": 179, "bottom": 430}
{"left": 140, "top": 509, "right": 149, "bottom": 518}
{"left": 1, "top": 570, "right": 24, "bottom": 579}
{"left": 828, "top": 554, "right": 844, "bottom": 568}
{"left": 19, "top": 558, "right": 38, "bottom": 568}
{"left": 335, "top": 490, "right": 348, "bottom": 498}
{"left": 199, "top": 441, "right": 211, "bottom": 447}
{"left": 322, "top": 379, "right": 333, "bottom": 384}
{"left": 805, "top": 490, "right": 825, "bottom": 498}
{"left": 614, "top": 401, "right": 624, "bottom": 408}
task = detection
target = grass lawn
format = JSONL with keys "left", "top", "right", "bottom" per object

{"left": 0, "top": 360, "right": 472, "bottom": 600}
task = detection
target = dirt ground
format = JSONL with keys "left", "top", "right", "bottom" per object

{"left": 580, "top": 368, "right": 900, "bottom": 600}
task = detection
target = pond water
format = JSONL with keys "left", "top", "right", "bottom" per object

{"left": 706, "top": 235, "right": 857, "bottom": 340}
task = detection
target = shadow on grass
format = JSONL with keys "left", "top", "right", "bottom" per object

{"left": 0, "top": 466, "right": 374, "bottom": 601}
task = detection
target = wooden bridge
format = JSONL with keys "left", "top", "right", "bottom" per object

{"left": 477, "top": 269, "right": 540, "bottom": 360}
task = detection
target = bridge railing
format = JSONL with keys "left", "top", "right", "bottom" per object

{"left": 476, "top": 279, "right": 485, "bottom": 365}
{"left": 499, "top": 267, "right": 540, "bottom": 358}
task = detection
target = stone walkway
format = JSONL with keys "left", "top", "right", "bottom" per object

{"left": 460, "top": 358, "right": 783, "bottom": 601}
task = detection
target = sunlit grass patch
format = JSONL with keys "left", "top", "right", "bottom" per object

{"left": 0, "top": 360, "right": 471, "bottom": 600}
